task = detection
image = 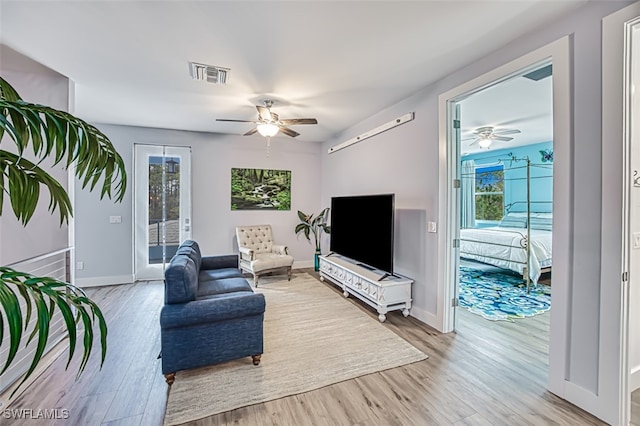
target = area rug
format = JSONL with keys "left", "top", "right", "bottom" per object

{"left": 163, "top": 272, "right": 428, "bottom": 425}
{"left": 459, "top": 266, "right": 551, "bottom": 321}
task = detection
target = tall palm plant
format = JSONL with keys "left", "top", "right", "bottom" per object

{"left": 0, "top": 76, "right": 126, "bottom": 394}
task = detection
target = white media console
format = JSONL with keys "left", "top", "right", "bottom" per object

{"left": 318, "top": 254, "right": 413, "bottom": 322}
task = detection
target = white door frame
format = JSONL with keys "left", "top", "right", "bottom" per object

{"left": 133, "top": 144, "right": 192, "bottom": 281}
{"left": 603, "top": 3, "right": 640, "bottom": 425}
{"left": 437, "top": 35, "right": 572, "bottom": 403}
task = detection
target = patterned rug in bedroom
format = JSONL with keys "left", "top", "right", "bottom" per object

{"left": 459, "top": 266, "right": 551, "bottom": 321}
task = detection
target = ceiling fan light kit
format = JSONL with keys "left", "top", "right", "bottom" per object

{"left": 464, "top": 125, "right": 521, "bottom": 150}
{"left": 216, "top": 99, "right": 318, "bottom": 140}
{"left": 257, "top": 123, "right": 279, "bottom": 137}
{"left": 189, "top": 61, "right": 230, "bottom": 85}
{"left": 478, "top": 138, "right": 492, "bottom": 148}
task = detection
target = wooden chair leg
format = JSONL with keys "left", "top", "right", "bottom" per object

{"left": 252, "top": 354, "right": 262, "bottom": 366}
{"left": 287, "top": 268, "right": 292, "bottom": 281}
{"left": 164, "top": 372, "right": 176, "bottom": 385}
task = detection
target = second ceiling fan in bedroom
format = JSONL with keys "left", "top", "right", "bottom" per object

{"left": 216, "top": 99, "right": 318, "bottom": 139}
{"left": 463, "top": 126, "right": 521, "bottom": 149}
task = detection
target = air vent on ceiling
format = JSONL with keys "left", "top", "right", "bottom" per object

{"left": 523, "top": 64, "right": 552, "bottom": 81}
{"left": 189, "top": 62, "right": 230, "bottom": 84}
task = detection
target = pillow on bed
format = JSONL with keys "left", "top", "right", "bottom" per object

{"left": 498, "top": 213, "right": 527, "bottom": 228}
{"left": 529, "top": 215, "right": 553, "bottom": 231}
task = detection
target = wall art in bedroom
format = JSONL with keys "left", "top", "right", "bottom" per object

{"left": 231, "top": 168, "right": 291, "bottom": 210}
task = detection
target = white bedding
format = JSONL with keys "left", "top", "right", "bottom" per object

{"left": 459, "top": 226, "right": 552, "bottom": 283}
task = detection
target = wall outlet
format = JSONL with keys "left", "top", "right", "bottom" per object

{"left": 427, "top": 221, "right": 437, "bottom": 233}
{"left": 109, "top": 215, "right": 122, "bottom": 224}
{"left": 76, "top": 261, "right": 84, "bottom": 270}
{"left": 634, "top": 232, "right": 640, "bottom": 249}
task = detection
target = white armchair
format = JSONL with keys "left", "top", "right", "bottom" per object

{"left": 235, "top": 225, "right": 294, "bottom": 286}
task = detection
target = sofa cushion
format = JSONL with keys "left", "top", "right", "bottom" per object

{"left": 197, "top": 277, "right": 253, "bottom": 297}
{"left": 250, "top": 252, "right": 294, "bottom": 273}
{"left": 177, "top": 240, "right": 202, "bottom": 270}
{"left": 199, "top": 267, "right": 244, "bottom": 282}
{"left": 164, "top": 255, "right": 199, "bottom": 304}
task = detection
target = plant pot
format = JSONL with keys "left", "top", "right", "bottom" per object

{"left": 314, "top": 250, "right": 321, "bottom": 271}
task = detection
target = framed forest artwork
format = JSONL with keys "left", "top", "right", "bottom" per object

{"left": 231, "top": 168, "right": 291, "bottom": 210}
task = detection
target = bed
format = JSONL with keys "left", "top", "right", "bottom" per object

{"left": 460, "top": 211, "right": 552, "bottom": 286}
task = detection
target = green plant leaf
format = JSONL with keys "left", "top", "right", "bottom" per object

{"left": 297, "top": 210, "right": 308, "bottom": 223}
{"left": 294, "top": 223, "right": 308, "bottom": 235}
{"left": 0, "top": 280, "right": 22, "bottom": 375}
{"left": 0, "top": 267, "right": 108, "bottom": 396}
{"left": 0, "top": 76, "right": 127, "bottom": 226}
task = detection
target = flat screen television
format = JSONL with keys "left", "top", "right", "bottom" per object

{"left": 329, "top": 193, "right": 395, "bottom": 274}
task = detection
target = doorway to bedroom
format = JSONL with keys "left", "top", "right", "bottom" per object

{"left": 456, "top": 65, "right": 553, "bottom": 325}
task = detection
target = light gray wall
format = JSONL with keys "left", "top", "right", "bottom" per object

{"left": 74, "top": 124, "right": 322, "bottom": 283}
{"left": 320, "top": 0, "right": 632, "bottom": 420}
{"left": 0, "top": 48, "right": 70, "bottom": 265}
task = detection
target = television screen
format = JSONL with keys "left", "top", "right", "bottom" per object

{"left": 329, "top": 194, "right": 394, "bottom": 274}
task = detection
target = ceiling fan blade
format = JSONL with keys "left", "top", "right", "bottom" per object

{"left": 257, "top": 105, "right": 272, "bottom": 122}
{"left": 216, "top": 118, "right": 254, "bottom": 123}
{"left": 280, "top": 118, "right": 318, "bottom": 125}
{"left": 492, "top": 136, "right": 514, "bottom": 142}
{"left": 468, "top": 139, "right": 479, "bottom": 146}
{"left": 460, "top": 136, "right": 477, "bottom": 141}
{"left": 492, "top": 129, "right": 521, "bottom": 135}
{"left": 243, "top": 128, "right": 258, "bottom": 136}
{"left": 279, "top": 126, "right": 300, "bottom": 138}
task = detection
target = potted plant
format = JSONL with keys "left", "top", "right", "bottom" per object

{"left": 294, "top": 208, "right": 331, "bottom": 271}
{"left": 0, "top": 76, "right": 126, "bottom": 395}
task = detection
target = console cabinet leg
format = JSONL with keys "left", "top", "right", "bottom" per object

{"left": 252, "top": 354, "right": 262, "bottom": 366}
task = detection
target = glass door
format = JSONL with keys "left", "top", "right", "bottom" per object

{"left": 134, "top": 145, "right": 191, "bottom": 280}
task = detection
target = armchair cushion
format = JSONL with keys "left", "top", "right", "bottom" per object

{"left": 251, "top": 252, "right": 295, "bottom": 273}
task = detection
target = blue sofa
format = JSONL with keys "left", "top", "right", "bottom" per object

{"left": 160, "top": 240, "right": 265, "bottom": 384}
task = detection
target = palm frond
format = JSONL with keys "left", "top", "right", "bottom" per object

{"left": 0, "top": 267, "right": 107, "bottom": 396}
{"left": 0, "top": 76, "right": 126, "bottom": 225}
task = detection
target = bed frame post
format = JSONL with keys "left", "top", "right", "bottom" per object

{"left": 525, "top": 157, "right": 531, "bottom": 293}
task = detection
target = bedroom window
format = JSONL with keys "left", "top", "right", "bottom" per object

{"left": 475, "top": 164, "right": 504, "bottom": 221}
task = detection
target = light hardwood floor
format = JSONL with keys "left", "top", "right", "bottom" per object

{"left": 4, "top": 269, "right": 605, "bottom": 425}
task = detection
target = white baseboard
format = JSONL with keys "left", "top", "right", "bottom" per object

{"left": 76, "top": 274, "right": 134, "bottom": 288}
{"left": 407, "top": 305, "right": 440, "bottom": 331}
{"left": 293, "top": 260, "right": 314, "bottom": 269}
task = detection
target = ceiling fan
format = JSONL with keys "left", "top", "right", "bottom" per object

{"left": 216, "top": 99, "right": 318, "bottom": 138}
{"left": 463, "top": 126, "right": 521, "bottom": 148}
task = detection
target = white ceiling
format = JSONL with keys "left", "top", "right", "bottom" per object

{"left": 0, "top": 1, "right": 583, "bottom": 143}
{"left": 459, "top": 70, "right": 553, "bottom": 155}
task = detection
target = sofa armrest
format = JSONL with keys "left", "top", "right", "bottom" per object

{"left": 201, "top": 254, "right": 238, "bottom": 270}
{"left": 272, "top": 244, "right": 288, "bottom": 255}
{"left": 160, "top": 292, "right": 265, "bottom": 329}
{"left": 239, "top": 246, "right": 255, "bottom": 261}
